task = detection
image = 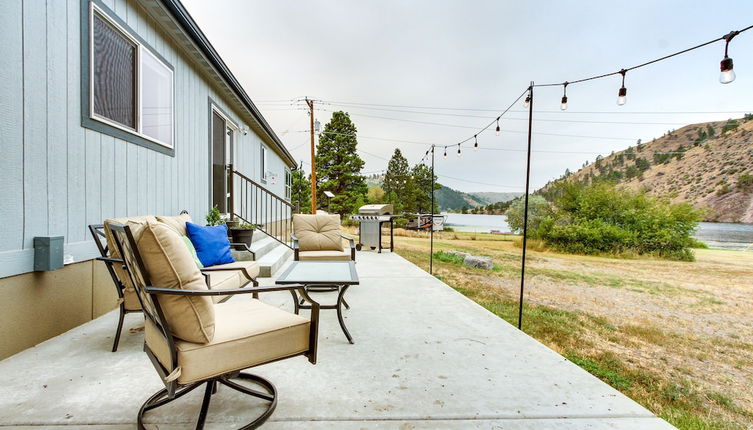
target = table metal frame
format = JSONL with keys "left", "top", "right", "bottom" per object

{"left": 275, "top": 261, "right": 359, "bottom": 343}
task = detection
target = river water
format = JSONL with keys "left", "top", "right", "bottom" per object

{"left": 442, "top": 213, "right": 753, "bottom": 251}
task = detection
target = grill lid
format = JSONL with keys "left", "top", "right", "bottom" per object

{"left": 358, "top": 204, "right": 393, "bottom": 215}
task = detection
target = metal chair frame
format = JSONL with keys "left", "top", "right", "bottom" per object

{"left": 109, "top": 222, "right": 320, "bottom": 430}
{"left": 89, "top": 222, "right": 259, "bottom": 352}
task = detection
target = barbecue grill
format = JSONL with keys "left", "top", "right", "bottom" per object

{"left": 350, "top": 204, "right": 396, "bottom": 253}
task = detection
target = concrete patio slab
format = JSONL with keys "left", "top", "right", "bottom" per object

{"left": 0, "top": 251, "right": 674, "bottom": 429}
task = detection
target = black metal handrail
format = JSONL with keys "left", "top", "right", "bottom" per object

{"left": 230, "top": 166, "right": 294, "bottom": 249}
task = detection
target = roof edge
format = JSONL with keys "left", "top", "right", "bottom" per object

{"left": 160, "top": 0, "right": 297, "bottom": 167}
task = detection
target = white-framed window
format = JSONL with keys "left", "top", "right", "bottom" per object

{"left": 90, "top": 5, "right": 174, "bottom": 148}
{"left": 260, "top": 146, "right": 268, "bottom": 183}
{"left": 284, "top": 168, "right": 292, "bottom": 201}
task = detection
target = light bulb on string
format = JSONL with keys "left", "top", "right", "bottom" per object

{"left": 495, "top": 118, "right": 500, "bottom": 136}
{"left": 560, "top": 82, "right": 568, "bottom": 111}
{"left": 443, "top": 147, "right": 447, "bottom": 159}
{"left": 720, "top": 31, "right": 738, "bottom": 84}
{"left": 457, "top": 143, "right": 462, "bottom": 158}
{"left": 617, "top": 69, "right": 627, "bottom": 106}
{"left": 474, "top": 134, "right": 479, "bottom": 151}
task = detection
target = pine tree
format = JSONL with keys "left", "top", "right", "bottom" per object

{"left": 315, "top": 112, "right": 367, "bottom": 216}
{"left": 383, "top": 149, "right": 411, "bottom": 213}
{"left": 409, "top": 163, "right": 439, "bottom": 213}
{"left": 290, "top": 168, "right": 312, "bottom": 213}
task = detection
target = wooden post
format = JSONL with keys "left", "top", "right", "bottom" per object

{"left": 306, "top": 98, "right": 317, "bottom": 214}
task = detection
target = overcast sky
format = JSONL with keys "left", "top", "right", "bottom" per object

{"left": 183, "top": 0, "right": 753, "bottom": 193}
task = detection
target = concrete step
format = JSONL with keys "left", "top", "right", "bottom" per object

{"left": 248, "top": 236, "right": 279, "bottom": 257}
{"left": 256, "top": 243, "right": 293, "bottom": 277}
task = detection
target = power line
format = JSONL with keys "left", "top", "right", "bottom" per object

{"left": 309, "top": 99, "right": 752, "bottom": 116}
{"left": 317, "top": 102, "right": 751, "bottom": 124}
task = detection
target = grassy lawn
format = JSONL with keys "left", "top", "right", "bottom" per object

{"left": 379, "top": 228, "right": 753, "bottom": 430}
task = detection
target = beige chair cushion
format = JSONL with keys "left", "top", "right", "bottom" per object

{"left": 206, "top": 261, "right": 260, "bottom": 281}
{"left": 293, "top": 214, "right": 343, "bottom": 252}
{"left": 145, "top": 299, "right": 310, "bottom": 385}
{"left": 136, "top": 221, "right": 215, "bottom": 344}
{"left": 104, "top": 216, "right": 159, "bottom": 311}
{"left": 205, "top": 271, "right": 243, "bottom": 303}
{"left": 156, "top": 214, "right": 192, "bottom": 236}
{"left": 298, "top": 250, "right": 352, "bottom": 261}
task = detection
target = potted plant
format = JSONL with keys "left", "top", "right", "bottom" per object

{"left": 229, "top": 222, "right": 260, "bottom": 247}
{"left": 205, "top": 206, "right": 223, "bottom": 226}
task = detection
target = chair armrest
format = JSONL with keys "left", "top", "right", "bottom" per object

{"left": 229, "top": 242, "right": 256, "bottom": 261}
{"left": 146, "top": 284, "right": 312, "bottom": 297}
{"left": 340, "top": 233, "right": 356, "bottom": 261}
{"left": 290, "top": 233, "right": 300, "bottom": 260}
{"left": 96, "top": 256, "right": 124, "bottom": 264}
{"left": 201, "top": 265, "right": 256, "bottom": 281}
{"left": 340, "top": 233, "right": 356, "bottom": 248}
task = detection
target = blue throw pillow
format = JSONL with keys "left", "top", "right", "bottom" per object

{"left": 185, "top": 222, "right": 235, "bottom": 267}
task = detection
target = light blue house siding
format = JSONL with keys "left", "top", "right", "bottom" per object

{"left": 0, "top": 0, "right": 294, "bottom": 278}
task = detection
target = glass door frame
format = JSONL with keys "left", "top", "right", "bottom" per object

{"left": 210, "top": 105, "right": 238, "bottom": 214}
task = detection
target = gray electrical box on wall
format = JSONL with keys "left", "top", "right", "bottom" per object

{"left": 34, "top": 236, "right": 64, "bottom": 271}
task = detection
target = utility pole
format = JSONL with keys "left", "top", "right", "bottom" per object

{"left": 306, "top": 98, "right": 317, "bottom": 214}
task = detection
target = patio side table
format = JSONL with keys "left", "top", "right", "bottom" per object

{"left": 275, "top": 261, "right": 359, "bottom": 343}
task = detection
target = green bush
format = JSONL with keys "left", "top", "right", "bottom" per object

{"left": 505, "top": 195, "right": 550, "bottom": 234}
{"left": 736, "top": 173, "right": 753, "bottom": 190}
{"left": 537, "top": 182, "right": 703, "bottom": 261}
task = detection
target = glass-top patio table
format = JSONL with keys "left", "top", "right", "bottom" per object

{"left": 275, "top": 261, "right": 359, "bottom": 343}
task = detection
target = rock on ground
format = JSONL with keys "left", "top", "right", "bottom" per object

{"left": 463, "top": 255, "right": 493, "bottom": 270}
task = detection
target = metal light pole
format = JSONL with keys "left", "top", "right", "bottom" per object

{"left": 518, "top": 83, "right": 534, "bottom": 330}
{"left": 430, "top": 145, "right": 435, "bottom": 275}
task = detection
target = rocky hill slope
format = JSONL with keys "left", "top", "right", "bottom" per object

{"left": 541, "top": 116, "right": 753, "bottom": 223}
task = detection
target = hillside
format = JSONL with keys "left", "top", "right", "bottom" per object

{"left": 435, "top": 185, "right": 488, "bottom": 211}
{"left": 541, "top": 116, "right": 753, "bottom": 223}
{"left": 364, "top": 173, "right": 520, "bottom": 211}
{"left": 471, "top": 192, "right": 522, "bottom": 204}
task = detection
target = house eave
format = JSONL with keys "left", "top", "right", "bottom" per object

{"left": 140, "top": 0, "right": 297, "bottom": 168}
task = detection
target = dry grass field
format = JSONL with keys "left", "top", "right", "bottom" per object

{"left": 365, "top": 228, "right": 753, "bottom": 429}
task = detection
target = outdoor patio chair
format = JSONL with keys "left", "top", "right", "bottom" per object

{"left": 108, "top": 221, "right": 320, "bottom": 429}
{"left": 89, "top": 213, "right": 259, "bottom": 352}
{"left": 291, "top": 213, "right": 356, "bottom": 261}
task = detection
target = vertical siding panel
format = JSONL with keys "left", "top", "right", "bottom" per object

{"left": 100, "top": 135, "right": 115, "bottom": 220}
{"left": 126, "top": 145, "right": 138, "bottom": 216}
{"left": 191, "top": 65, "right": 198, "bottom": 216}
{"left": 137, "top": 147, "right": 147, "bottom": 215}
{"left": 113, "top": 138, "right": 127, "bottom": 217}
{"left": 0, "top": 0, "right": 25, "bottom": 251}
{"left": 170, "top": 55, "right": 179, "bottom": 215}
{"left": 147, "top": 147, "right": 155, "bottom": 213}
{"left": 157, "top": 34, "right": 166, "bottom": 215}
{"left": 181, "top": 59, "right": 188, "bottom": 212}
{"left": 66, "top": 0, "right": 85, "bottom": 242}
{"left": 85, "top": 130, "right": 101, "bottom": 225}
{"left": 47, "top": 0, "right": 67, "bottom": 238}
{"left": 22, "top": 0, "right": 49, "bottom": 248}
